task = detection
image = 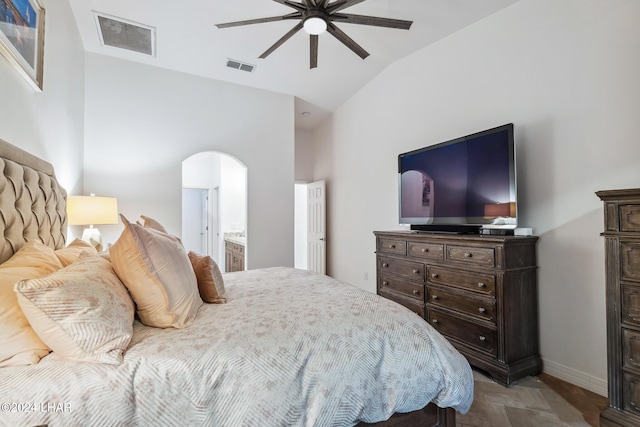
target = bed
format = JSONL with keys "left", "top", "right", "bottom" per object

{"left": 0, "top": 138, "right": 473, "bottom": 427}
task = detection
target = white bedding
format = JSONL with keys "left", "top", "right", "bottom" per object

{"left": 0, "top": 267, "right": 473, "bottom": 427}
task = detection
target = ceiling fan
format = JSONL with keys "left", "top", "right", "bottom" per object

{"left": 216, "top": 0, "right": 413, "bottom": 69}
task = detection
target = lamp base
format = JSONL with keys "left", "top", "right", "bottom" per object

{"left": 81, "top": 227, "right": 103, "bottom": 252}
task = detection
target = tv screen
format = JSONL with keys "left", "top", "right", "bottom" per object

{"left": 398, "top": 124, "right": 516, "bottom": 233}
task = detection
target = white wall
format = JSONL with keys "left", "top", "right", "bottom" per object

{"left": 312, "top": 0, "right": 640, "bottom": 395}
{"left": 220, "top": 155, "right": 247, "bottom": 234}
{"left": 295, "top": 129, "right": 314, "bottom": 182}
{"left": 83, "top": 53, "right": 295, "bottom": 269}
{"left": 0, "top": 0, "right": 85, "bottom": 196}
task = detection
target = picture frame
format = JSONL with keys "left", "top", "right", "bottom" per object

{"left": 0, "top": 0, "right": 45, "bottom": 91}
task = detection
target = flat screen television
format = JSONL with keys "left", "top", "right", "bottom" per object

{"left": 398, "top": 123, "right": 516, "bottom": 234}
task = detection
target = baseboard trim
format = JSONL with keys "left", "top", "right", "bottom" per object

{"left": 542, "top": 358, "right": 607, "bottom": 397}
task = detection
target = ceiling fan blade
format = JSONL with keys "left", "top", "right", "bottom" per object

{"left": 216, "top": 13, "right": 301, "bottom": 29}
{"left": 330, "top": 13, "right": 413, "bottom": 30}
{"left": 272, "top": 0, "right": 307, "bottom": 12}
{"left": 259, "top": 22, "right": 304, "bottom": 59}
{"left": 310, "top": 34, "right": 318, "bottom": 69}
{"left": 326, "top": 0, "right": 367, "bottom": 14}
{"left": 326, "top": 22, "right": 369, "bottom": 60}
{"left": 317, "top": 0, "right": 330, "bottom": 7}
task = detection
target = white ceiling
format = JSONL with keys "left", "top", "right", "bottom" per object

{"left": 68, "top": 0, "right": 520, "bottom": 130}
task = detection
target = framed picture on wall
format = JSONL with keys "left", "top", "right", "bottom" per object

{"left": 0, "top": 0, "right": 45, "bottom": 91}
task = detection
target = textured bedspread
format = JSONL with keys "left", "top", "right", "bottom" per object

{"left": 0, "top": 267, "right": 473, "bottom": 427}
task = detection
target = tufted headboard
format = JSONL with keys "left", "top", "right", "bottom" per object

{"left": 0, "top": 138, "right": 67, "bottom": 264}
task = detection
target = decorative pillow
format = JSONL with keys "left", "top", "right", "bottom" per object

{"left": 15, "top": 253, "right": 135, "bottom": 365}
{"left": 110, "top": 215, "right": 202, "bottom": 328}
{"left": 0, "top": 241, "right": 62, "bottom": 367}
{"left": 137, "top": 215, "right": 168, "bottom": 234}
{"left": 55, "top": 238, "right": 98, "bottom": 267}
{"left": 188, "top": 252, "right": 227, "bottom": 304}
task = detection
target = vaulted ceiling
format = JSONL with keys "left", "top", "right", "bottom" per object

{"left": 68, "top": 0, "right": 519, "bottom": 129}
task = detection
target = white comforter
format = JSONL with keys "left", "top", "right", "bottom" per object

{"left": 0, "top": 267, "right": 473, "bottom": 427}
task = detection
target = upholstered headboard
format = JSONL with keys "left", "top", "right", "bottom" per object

{"left": 0, "top": 138, "right": 67, "bottom": 263}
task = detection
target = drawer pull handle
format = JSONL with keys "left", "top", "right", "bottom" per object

{"left": 464, "top": 252, "right": 473, "bottom": 258}
{"left": 478, "top": 307, "right": 486, "bottom": 313}
{"left": 421, "top": 248, "right": 428, "bottom": 253}
{"left": 432, "top": 295, "right": 439, "bottom": 300}
{"left": 431, "top": 273, "right": 439, "bottom": 279}
{"left": 389, "top": 244, "right": 396, "bottom": 249}
{"left": 432, "top": 319, "right": 439, "bottom": 324}
{"left": 478, "top": 282, "right": 486, "bottom": 288}
{"left": 479, "top": 336, "right": 486, "bottom": 342}
{"left": 412, "top": 290, "right": 420, "bottom": 295}
{"left": 413, "top": 269, "right": 420, "bottom": 274}
{"left": 382, "top": 281, "right": 389, "bottom": 286}
{"left": 382, "top": 263, "right": 389, "bottom": 268}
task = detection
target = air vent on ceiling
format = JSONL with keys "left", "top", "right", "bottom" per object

{"left": 226, "top": 59, "right": 255, "bottom": 73}
{"left": 94, "top": 12, "right": 156, "bottom": 57}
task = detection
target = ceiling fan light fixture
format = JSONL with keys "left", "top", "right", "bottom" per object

{"left": 303, "top": 17, "right": 327, "bottom": 35}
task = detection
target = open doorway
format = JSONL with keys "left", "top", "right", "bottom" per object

{"left": 294, "top": 180, "right": 326, "bottom": 274}
{"left": 182, "top": 152, "right": 247, "bottom": 272}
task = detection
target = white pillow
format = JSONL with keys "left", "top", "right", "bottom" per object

{"left": 15, "top": 253, "right": 135, "bottom": 365}
{"left": 110, "top": 215, "right": 202, "bottom": 328}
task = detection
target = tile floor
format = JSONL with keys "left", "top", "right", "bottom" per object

{"left": 457, "top": 370, "right": 607, "bottom": 427}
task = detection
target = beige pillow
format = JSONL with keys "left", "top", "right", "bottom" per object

{"left": 55, "top": 238, "right": 98, "bottom": 266}
{"left": 15, "top": 253, "right": 135, "bottom": 365}
{"left": 188, "top": 252, "right": 227, "bottom": 304}
{"left": 110, "top": 215, "right": 202, "bottom": 328}
{"left": 137, "top": 215, "right": 168, "bottom": 234}
{"left": 0, "top": 241, "right": 63, "bottom": 367}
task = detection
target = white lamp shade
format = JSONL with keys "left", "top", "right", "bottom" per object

{"left": 67, "top": 196, "right": 119, "bottom": 226}
{"left": 303, "top": 17, "right": 327, "bottom": 35}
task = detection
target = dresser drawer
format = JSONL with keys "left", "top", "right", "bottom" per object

{"left": 427, "top": 309, "right": 497, "bottom": 356}
{"left": 408, "top": 242, "right": 444, "bottom": 261}
{"left": 428, "top": 266, "right": 495, "bottom": 297}
{"left": 427, "top": 285, "right": 496, "bottom": 323}
{"left": 379, "top": 256, "right": 425, "bottom": 282}
{"left": 378, "top": 238, "right": 407, "bottom": 255}
{"left": 623, "top": 329, "right": 640, "bottom": 371}
{"left": 621, "top": 241, "right": 640, "bottom": 282}
{"left": 380, "top": 275, "right": 424, "bottom": 302}
{"left": 379, "top": 289, "right": 425, "bottom": 318}
{"left": 621, "top": 205, "right": 640, "bottom": 232}
{"left": 446, "top": 245, "right": 495, "bottom": 267}
{"left": 624, "top": 372, "right": 640, "bottom": 415}
{"left": 622, "top": 284, "right": 640, "bottom": 327}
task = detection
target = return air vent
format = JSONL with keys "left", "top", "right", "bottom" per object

{"left": 94, "top": 12, "right": 156, "bottom": 56}
{"left": 226, "top": 59, "right": 255, "bottom": 73}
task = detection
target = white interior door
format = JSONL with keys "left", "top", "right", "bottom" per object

{"left": 307, "top": 180, "right": 326, "bottom": 274}
{"left": 182, "top": 188, "right": 209, "bottom": 255}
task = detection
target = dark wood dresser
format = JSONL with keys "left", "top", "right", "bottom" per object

{"left": 597, "top": 189, "right": 640, "bottom": 427}
{"left": 374, "top": 230, "right": 540, "bottom": 386}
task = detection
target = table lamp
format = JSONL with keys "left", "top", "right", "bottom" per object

{"left": 67, "top": 194, "right": 119, "bottom": 251}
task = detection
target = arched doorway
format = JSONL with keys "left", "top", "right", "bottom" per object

{"left": 182, "top": 152, "right": 247, "bottom": 272}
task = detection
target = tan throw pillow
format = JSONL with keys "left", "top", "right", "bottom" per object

{"left": 188, "top": 252, "right": 227, "bottom": 304}
{"left": 0, "top": 241, "right": 63, "bottom": 367}
{"left": 15, "top": 254, "right": 135, "bottom": 365}
{"left": 55, "top": 238, "right": 98, "bottom": 266}
{"left": 110, "top": 215, "right": 202, "bottom": 328}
